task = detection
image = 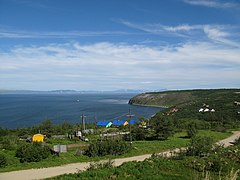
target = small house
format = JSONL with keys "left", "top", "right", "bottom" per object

{"left": 32, "top": 134, "right": 44, "bottom": 142}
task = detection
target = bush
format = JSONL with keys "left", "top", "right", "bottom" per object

{"left": 234, "top": 137, "right": 240, "bottom": 146}
{"left": 186, "top": 136, "right": 214, "bottom": 156}
{"left": 131, "top": 127, "right": 146, "bottom": 141}
{"left": 84, "top": 139, "right": 131, "bottom": 157}
{"left": 16, "top": 143, "right": 50, "bottom": 163}
{"left": 87, "top": 159, "right": 114, "bottom": 171}
{"left": 0, "top": 135, "right": 19, "bottom": 150}
{"left": 0, "top": 154, "right": 7, "bottom": 167}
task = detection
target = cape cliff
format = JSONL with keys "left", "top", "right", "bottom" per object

{"left": 129, "top": 89, "right": 240, "bottom": 109}
{"left": 128, "top": 90, "right": 194, "bottom": 108}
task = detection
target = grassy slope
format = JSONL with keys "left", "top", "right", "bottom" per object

{"left": 129, "top": 89, "right": 239, "bottom": 107}
{"left": 49, "top": 158, "right": 197, "bottom": 180}
{"left": 129, "top": 89, "right": 240, "bottom": 127}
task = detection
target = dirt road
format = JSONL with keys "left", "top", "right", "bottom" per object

{"left": 1, "top": 131, "right": 239, "bottom": 180}
{"left": 216, "top": 131, "right": 240, "bottom": 147}
{"left": 0, "top": 154, "right": 152, "bottom": 180}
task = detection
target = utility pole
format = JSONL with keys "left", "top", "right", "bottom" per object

{"left": 94, "top": 113, "right": 97, "bottom": 129}
{"left": 81, "top": 114, "right": 86, "bottom": 135}
{"left": 127, "top": 108, "right": 134, "bottom": 145}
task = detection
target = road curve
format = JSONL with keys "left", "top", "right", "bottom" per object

{"left": 216, "top": 131, "right": 240, "bottom": 147}
{"left": 0, "top": 131, "right": 239, "bottom": 180}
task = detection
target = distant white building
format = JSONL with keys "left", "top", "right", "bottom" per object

{"left": 204, "top": 108, "right": 209, "bottom": 112}
{"left": 199, "top": 108, "right": 204, "bottom": 112}
{"left": 211, "top": 109, "right": 215, "bottom": 112}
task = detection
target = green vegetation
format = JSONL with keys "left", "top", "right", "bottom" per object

{"left": 0, "top": 154, "right": 7, "bottom": 168}
{"left": 0, "top": 129, "right": 230, "bottom": 173}
{"left": 49, "top": 138, "right": 240, "bottom": 180}
{"left": 0, "top": 89, "right": 239, "bottom": 179}
{"left": 84, "top": 139, "right": 131, "bottom": 157}
{"left": 15, "top": 143, "right": 51, "bottom": 163}
{"left": 186, "top": 123, "right": 198, "bottom": 138}
{"left": 186, "top": 136, "right": 214, "bottom": 156}
{"left": 130, "top": 89, "right": 240, "bottom": 126}
{"left": 131, "top": 89, "right": 240, "bottom": 131}
{"left": 129, "top": 90, "right": 194, "bottom": 107}
{"left": 154, "top": 116, "right": 174, "bottom": 140}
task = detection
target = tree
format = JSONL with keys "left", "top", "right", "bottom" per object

{"left": 154, "top": 117, "right": 174, "bottom": 140}
{"left": 131, "top": 127, "right": 146, "bottom": 141}
{"left": 187, "top": 123, "right": 198, "bottom": 138}
{"left": 39, "top": 119, "right": 53, "bottom": 136}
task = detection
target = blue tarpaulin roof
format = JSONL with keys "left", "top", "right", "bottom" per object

{"left": 128, "top": 119, "right": 140, "bottom": 125}
{"left": 97, "top": 121, "right": 112, "bottom": 126}
{"left": 112, "top": 120, "right": 126, "bottom": 126}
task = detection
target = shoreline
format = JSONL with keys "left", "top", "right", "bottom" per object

{"left": 129, "top": 103, "right": 169, "bottom": 109}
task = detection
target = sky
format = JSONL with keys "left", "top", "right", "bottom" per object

{"left": 0, "top": 0, "right": 240, "bottom": 91}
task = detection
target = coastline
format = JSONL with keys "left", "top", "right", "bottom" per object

{"left": 129, "top": 103, "right": 169, "bottom": 109}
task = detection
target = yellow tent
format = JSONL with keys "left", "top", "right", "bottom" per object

{"left": 32, "top": 134, "right": 44, "bottom": 142}
{"left": 123, "top": 121, "right": 128, "bottom": 126}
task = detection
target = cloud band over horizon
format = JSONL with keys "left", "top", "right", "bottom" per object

{"left": 1, "top": 40, "right": 239, "bottom": 91}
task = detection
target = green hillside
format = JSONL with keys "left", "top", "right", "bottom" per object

{"left": 129, "top": 90, "right": 194, "bottom": 107}
{"left": 130, "top": 89, "right": 240, "bottom": 129}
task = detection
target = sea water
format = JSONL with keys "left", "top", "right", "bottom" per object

{"left": 0, "top": 93, "right": 164, "bottom": 128}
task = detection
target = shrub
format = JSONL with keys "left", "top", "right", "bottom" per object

{"left": 131, "top": 127, "right": 146, "bottom": 141}
{"left": 186, "top": 136, "right": 214, "bottom": 156}
{"left": 0, "top": 154, "right": 7, "bottom": 167}
{"left": 87, "top": 159, "right": 114, "bottom": 171}
{"left": 16, "top": 142, "right": 50, "bottom": 163}
{"left": 84, "top": 139, "right": 131, "bottom": 157}
{"left": 234, "top": 137, "right": 240, "bottom": 146}
{"left": 0, "top": 135, "right": 19, "bottom": 150}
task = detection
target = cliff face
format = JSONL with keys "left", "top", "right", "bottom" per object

{"left": 129, "top": 89, "right": 240, "bottom": 109}
{"left": 129, "top": 91, "right": 194, "bottom": 107}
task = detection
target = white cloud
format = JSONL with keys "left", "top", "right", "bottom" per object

{"left": 183, "top": 0, "right": 240, "bottom": 9}
{"left": 0, "top": 29, "right": 134, "bottom": 39}
{"left": 162, "top": 24, "right": 198, "bottom": 32}
{"left": 120, "top": 21, "right": 240, "bottom": 48}
{"left": 0, "top": 41, "right": 239, "bottom": 90}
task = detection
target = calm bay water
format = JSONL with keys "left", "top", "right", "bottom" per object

{"left": 0, "top": 93, "right": 163, "bottom": 128}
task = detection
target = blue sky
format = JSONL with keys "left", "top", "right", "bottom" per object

{"left": 0, "top": 0, "right": 240, "bottom": 91}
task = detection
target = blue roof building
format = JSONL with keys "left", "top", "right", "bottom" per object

{"left": 112, "top": 120, "right": 128, "bottom": 126}
{"left": 96, "top": 121, "right": 112, "bottom": 128}
{"left": 128, "top": 119, "right": 140, "bottom": 125}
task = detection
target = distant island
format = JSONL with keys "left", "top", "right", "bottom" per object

{"left": 0, "top": 89, "right": 164, "bottom": 94}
